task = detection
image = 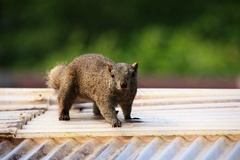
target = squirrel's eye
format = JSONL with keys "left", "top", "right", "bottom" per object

{"left": 132, "top": 72, "right": 136, "bottom": 77}
{"left": 111, "top": 73, "right": 115, "bottom": 78}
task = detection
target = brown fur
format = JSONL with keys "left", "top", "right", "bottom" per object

{"left": 47, "top": 54, "right": 138, "bottom": 127}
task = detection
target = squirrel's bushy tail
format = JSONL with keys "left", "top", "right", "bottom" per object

{"left": 47, "top": 64, "right": 66, "bottom": 89}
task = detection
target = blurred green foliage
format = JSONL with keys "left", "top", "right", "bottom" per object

{"left": 0, "top": 0, "right": 240, "bottom": 77}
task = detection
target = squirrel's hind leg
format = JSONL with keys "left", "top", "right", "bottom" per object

{"left": 58, "top": 69, "right": 77, "bottom": 121}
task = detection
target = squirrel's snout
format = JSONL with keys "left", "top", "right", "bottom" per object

{"left": 121, "top": 82, "right": 128, "bottom": 89}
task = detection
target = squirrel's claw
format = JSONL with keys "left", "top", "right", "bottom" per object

{"left": 125, "top": 117, "right": 142, "bottom": 123}
{"left": 125, "top": 115, "right": 140, "bottom": 120}
{"left": 132, "top": 117, "right": 140, "bottom": 119}
{"left": 111, "top": 119, "right": 122, "bottom": 127}
{"left": 59, "top": 113, "right": 70, "bottom": 121}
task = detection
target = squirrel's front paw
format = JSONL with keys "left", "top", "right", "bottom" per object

{"left": 111, "top": 119, "right": 122, "bottom": 127}
{"left": 59, "top": 113, "right": 70, "bottom": 121}
{"left": 125, "top": 115, "right": 140, "bottom": 120}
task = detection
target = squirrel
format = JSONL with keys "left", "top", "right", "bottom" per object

{"left": 47, "top": 53, "right": 138, "bottom": 127}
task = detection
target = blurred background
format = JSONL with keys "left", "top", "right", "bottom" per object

{"left": 0, "top": 0, "right": 240, "bottom": 88}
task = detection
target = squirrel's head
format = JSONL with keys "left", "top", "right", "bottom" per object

{"left": 107, "top": 62, "right": 138, "bottom": 91}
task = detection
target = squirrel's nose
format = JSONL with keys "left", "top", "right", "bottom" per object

{"left": 121, "top": 82, "right": 128, "bottom": 89}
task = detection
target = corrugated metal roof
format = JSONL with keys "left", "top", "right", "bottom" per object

{"left": 1, "top": 88, "right": 240, "bottom": 159}
{"left": 1, "top": 136, "right": 240, "bottom": 160}
{"left": 15, "top": 101, "right": 240, "bottom": 137}
{"left": 0, "top": 89, "right": 50, "bottom": 138}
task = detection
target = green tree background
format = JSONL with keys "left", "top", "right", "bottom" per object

{"left": 1, "top": 0, "right": 240, "bottom": 77}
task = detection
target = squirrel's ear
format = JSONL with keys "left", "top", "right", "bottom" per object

{"left": 107, "top": 64, "right": 113, "bottom": 72}
{"left": 132, "top": 62, "right": 138, "bottom": 72}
